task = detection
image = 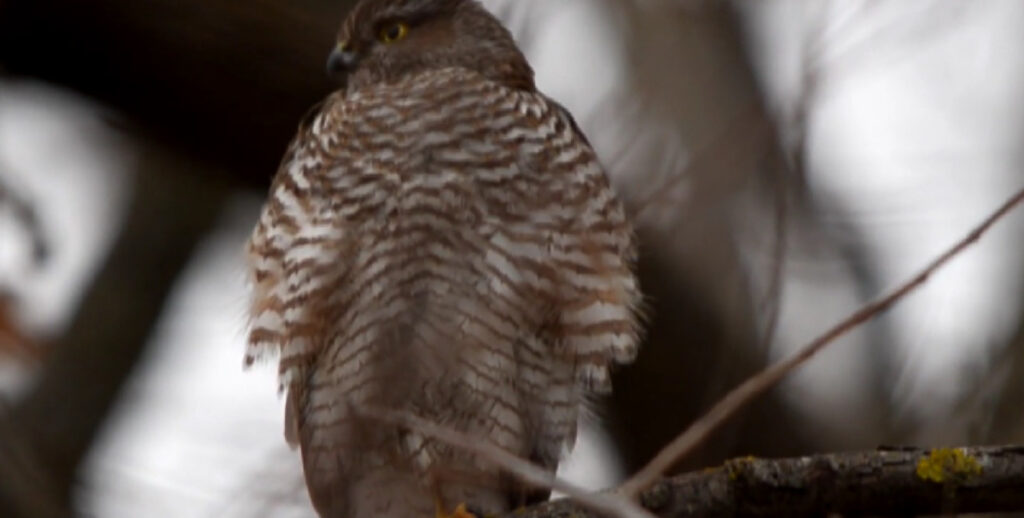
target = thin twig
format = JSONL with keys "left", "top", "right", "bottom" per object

{"left": 756, "top": 156, "right": 790, "bottom": 352}
{"left": 619, "top": 185, "right": 1024, "bottom": 498}
{"left": 361, "top": 407, "right": 658, "bottom": 518}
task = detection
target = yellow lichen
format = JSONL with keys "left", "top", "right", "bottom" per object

{"left": 915, "top": 448, "right": 982, "bottom": 484}
{"left": 726, "top": 456, "right": 757, "bottom": 481}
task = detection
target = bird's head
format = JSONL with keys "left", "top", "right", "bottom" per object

{"left": 327, "top": 0, "right": 534, "bottom": 91}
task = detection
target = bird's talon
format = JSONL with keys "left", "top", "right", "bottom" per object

{"left": 455, "top": 503, "right": 479, "bottom": 518}
{"left": 436, "top": 502, "right": 479, "bottom": 518}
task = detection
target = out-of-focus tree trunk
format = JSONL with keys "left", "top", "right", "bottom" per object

{"left": 587, "top": 1, "right": 819, "bottom": 472}
{"left": 0, "top": 2, "right": 384, "bottom": 513}
{"left": 0, "top": 144, "right": 229, "bottom": 516}
{"left": 0, "top": 2, "right": 361, "bottom": 508}
{"left": 0, "top": 0, "right": 358, "bottom": 186}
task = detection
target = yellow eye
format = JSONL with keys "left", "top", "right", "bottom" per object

{"left": 378, "top": 22, "right": 409, "bottom": 44}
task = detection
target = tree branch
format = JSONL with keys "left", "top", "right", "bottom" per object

{"left": 511, "top": 446, "right": 1024, "bottom": 518}
{"left": 361, "top": 407, "right": 656, "bottom": 518}
{"left": 619, "top": 185, "right": 1024, "bottom": 497}
{"left": 366, "top": 186, "right": 1024, "bottom": 518}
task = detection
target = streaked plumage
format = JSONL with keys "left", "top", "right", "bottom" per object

{"left": 244, "top": 1, "right": 641, "bottom": 516}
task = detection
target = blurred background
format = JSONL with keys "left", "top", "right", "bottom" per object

{"left": 2, "top": 0, "right": 1024, "bottom": 516}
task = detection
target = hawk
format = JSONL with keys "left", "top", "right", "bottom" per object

{"left": 244, "top": 0, "right": 642, "bottom": 516}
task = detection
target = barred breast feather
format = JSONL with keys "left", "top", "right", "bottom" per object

{"left": 245, "top": 66, "right": 640, "bottom": 512}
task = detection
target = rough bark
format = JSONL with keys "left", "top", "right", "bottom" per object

{"left": 512, "top": 446, "right": 1024, "bottom": 518}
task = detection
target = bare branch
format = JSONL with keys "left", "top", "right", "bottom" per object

{"left": 619, "top": 185, "right": 1024, "bottom": 498}
{"left": 754, "top": 155, "right": 789, "bottom": 353}
{"left": 514, "top": 446, "right": 1024, "bottom": 518}
{"left": 360, "top": 407, "right": 657, "bottom": 518}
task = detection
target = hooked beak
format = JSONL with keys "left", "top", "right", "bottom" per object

{"left": 327, "top": 41, "right": 359, "bottom": 80}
